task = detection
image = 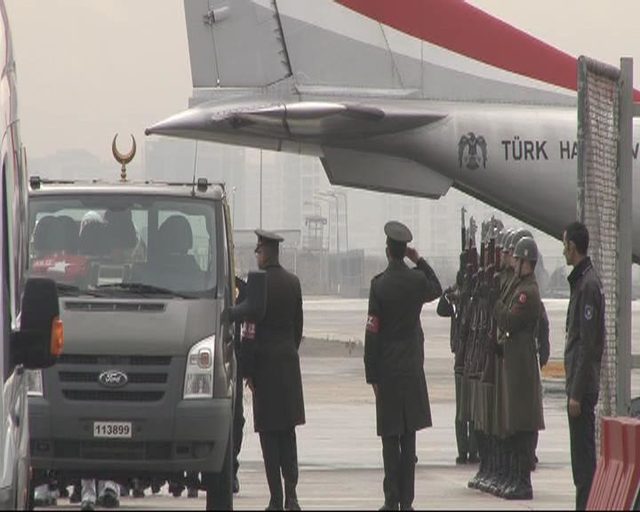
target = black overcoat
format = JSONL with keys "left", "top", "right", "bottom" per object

{"left": 242, "top": 264, "right": 305, "bottom": 432}
{"left": 364, "top": 258, "right": 442, "bottom": 436}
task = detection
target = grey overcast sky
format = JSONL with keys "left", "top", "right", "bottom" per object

{"left": 6, "top": 0, "right": 640, "bottom": 165}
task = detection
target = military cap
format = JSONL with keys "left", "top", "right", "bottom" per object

{"left": 501, "top": 229, "right": 514, "bottom": 252}
{"left": 254, "top": 229, "right": 284, "bottom": 244}
{"left": 384, "top": 221, "right": 413, "bottom": 243}
{"left": 508, "top": 228, "right": 533, "bottom": 252}
{"left": 513, "top": 236, "right": 538, "bottom": 262}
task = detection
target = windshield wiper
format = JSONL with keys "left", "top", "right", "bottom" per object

{"left": 96, "top": 282, "right": 191, "bottom": 298}
{"left": 56, "top": 283, "right": 106, "bottom": 298}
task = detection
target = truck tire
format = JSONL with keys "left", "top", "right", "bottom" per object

{"left": 205, "top": 431, "right": 233, "bottom": 511}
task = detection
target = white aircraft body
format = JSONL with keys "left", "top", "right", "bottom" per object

{"left": 146, "top": 0, "right": 640, "bottom": 258}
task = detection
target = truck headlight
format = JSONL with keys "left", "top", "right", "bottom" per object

{"left": 183, "top": 335, "right": 215, "bottom": 399}
{"left": 26, "top": 370, "right": 43, "bottom": 397}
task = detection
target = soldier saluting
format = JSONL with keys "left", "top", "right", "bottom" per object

{"left": 364, "top": 221, "right": 442, "bottom": 511}
{"left": 242, "top": 229, "right": 305, "bottom": 511}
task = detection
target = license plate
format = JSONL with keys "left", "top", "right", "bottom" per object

{"left": 93, "top": 421, "right": 132, "bottom": 439}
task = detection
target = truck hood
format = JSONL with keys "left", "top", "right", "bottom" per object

{"left": 60, "top": 297, "right": 220, "bottom": 356}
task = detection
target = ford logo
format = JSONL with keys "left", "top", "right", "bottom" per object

{"left": 98, "top": 370, "right": 129, "bottom": 388}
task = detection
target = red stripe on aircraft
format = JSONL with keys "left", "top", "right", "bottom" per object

{"left": 337, "top": 0, "right": 640, "bottom": 101}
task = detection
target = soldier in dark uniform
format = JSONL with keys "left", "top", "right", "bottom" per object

{"left": 436, "top": 274, "right": 478, "bottom": 465}
{"left": 364, "top": 221, "right": 442, "bottom": 511}
{"left": 233, "top": 275, "right": 247, "bottom": 494}
{"left": 242, "top": 230, "right": 305, "bottom": 511}
{"left": 562, "top": 221, "right": 604, "bottom": 511}
{"left": 494, "top": 237, "right": 545, "bottom": 500}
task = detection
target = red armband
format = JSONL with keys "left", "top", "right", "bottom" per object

{"left": 366, "top": 315, "right": 380, "bottom": 333}
{"left": 242, "top": 322, "right": 256, "bottom": 340}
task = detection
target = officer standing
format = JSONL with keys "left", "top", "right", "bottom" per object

{"left": 242, "top": 230, "right": 305, "bottom": 511}
{"left": 493, "top": 237, "right": 545, "bottom": 500}
{"left": 364, "top": 221, "right": 442, "bottom": 511}
{"left": 562, "top": 221, "right": 604, "bottom": 511}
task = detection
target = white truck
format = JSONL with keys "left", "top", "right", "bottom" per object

{"left": 27, "top": 175, "right": 264, "bottom": 510}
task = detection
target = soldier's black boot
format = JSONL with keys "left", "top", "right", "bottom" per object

{"left": 467, "top": 433, "right": 485, "bottom": 489}
{"left": 284, "top": 481, "right": 301, "bottom": 511}
{"left": 477, "top": 437, "right": 494, "bottom": 493}
{"left": 503, "top": 442, "right": 533, "bottom": 501}
{"left": 497, "top": 450, "right": 518, "bottom": 498}
{"left": 488, "top": 440, "right": 507, "bottom": 496}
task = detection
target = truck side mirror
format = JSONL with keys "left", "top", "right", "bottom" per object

{"left": 11, "top": 277, "right": 64, "bottom": 369}
{"left": 227, "top": 270, "right": 267, "bottom": 323}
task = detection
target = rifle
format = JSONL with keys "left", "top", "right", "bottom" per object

{"left": 468, "top": 225, "right": 490, "bottom": 379}
{"left": 461, "top": 217, "right": 478, "bottom": 377}
{"left": 481, "top": 232, "right": 498, "bottom": 383}
{"left": 461, "top": 207, "right": 467, "bottom": 253}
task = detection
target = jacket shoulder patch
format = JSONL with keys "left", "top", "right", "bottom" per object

{"left": 584, "top": 304, "right": 593, "bottom": 321}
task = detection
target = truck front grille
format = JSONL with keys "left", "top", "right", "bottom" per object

{"left": 56, "top": 355, "right": 175, "bottom": 403}
{"left": 59, "top": 372, "right": 168, "bottom": 384}
{"left": 62, "top": 390, "right": 164, "bottom": 402}
{"left": 58, "top": 355, "right": 172, "bottom": 366}
{"left": 53, "top": 440, "right": 172, "bottom": 460}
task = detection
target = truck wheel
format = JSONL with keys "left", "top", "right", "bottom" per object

{"left": 205, "top": 431, "right": 233, "bottom": 511}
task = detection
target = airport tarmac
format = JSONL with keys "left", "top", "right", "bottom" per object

{"left": 40, "top": 297, "right": 639, "bottom": 510}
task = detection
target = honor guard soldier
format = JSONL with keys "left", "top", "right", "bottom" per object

{"left": 364, "top": 221, "right": 442, "bottom": 511}
{"left": 242, "top": 229, "right": 305, "bottom": 511}
{"left": 493, "top": 237, "right": 545, "bottom": 500}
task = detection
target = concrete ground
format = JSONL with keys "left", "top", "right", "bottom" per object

{"left": 39, "top": 297, "right": 640, "bottom": 510}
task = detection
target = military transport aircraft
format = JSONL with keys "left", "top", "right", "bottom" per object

{"left": 146, "top": 0, "right": 640, "bottom": 258}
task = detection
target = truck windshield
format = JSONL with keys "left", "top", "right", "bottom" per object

{"left": 28, "top": 195, "right": 218, "bottom": 298}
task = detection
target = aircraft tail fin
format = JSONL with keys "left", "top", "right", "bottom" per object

{"left": 184, "top": 0, "right": 292, "bottom": 88}
{"left": 183, "top": 0, "right": 590, "bottom": 105}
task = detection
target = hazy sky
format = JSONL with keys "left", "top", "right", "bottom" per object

{"left": 7, "top": 0, "right": 640, "bottom": 167}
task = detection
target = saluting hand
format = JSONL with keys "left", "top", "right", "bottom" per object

{"left": 568, "top": 398, "right": 581, "bottom": 418}
{"left": 246, "top": 378, "right": 255, "bottom": 393}
{"left": 405, "top": 247, "right": 420, "bottom": 264}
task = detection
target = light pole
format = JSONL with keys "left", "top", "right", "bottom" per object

{"left": 329, "top": 190, "right": 349, "bottom": 252}
{"left": 259, "top": 150, "right": 263, "bottom": 229}
{"left": 231, "top": 186, "right": 237, "bottom": 224}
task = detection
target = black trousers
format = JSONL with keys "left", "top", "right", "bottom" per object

{"left": 233, "top": 371, "right": 245, "bottom": 477}
{"left": 382, "top": 432, "right": 416, "bottom": 509}
{"left": 259, "top": 430, "right": 299, "bottom": 507}
{"left": 568, "top": 393, "right": 597, "bottom": 511}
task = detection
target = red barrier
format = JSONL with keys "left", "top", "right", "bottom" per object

{"left": 587, "top": 417, "right": 640, "bottom": 510}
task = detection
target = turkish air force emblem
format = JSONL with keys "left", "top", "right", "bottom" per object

{"left": 458, "top": 132, "right": 487, "bottom": 170}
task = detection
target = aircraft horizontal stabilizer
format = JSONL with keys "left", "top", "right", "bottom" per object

{"left": 146, "top": 99, "right": 445, "bottom": 149}
{"left": 321, "top": 147, "right": 451, "bottom": 199}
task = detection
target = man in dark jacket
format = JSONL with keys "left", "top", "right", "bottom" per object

{"left": 562, "top": 221, "right": 605, "bottom": 510}
{"left": 233, "top": 275, "right": 247, "bottom": 494}
{"left": 242, "top": 230, "right": 305, "bottom": 511}
{"left": 365, "top": 221, "right": 442, "bottom": 511}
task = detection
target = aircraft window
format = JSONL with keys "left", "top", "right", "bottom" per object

{"left": 28, "top": 195, "right": 218, "bottom": 298}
